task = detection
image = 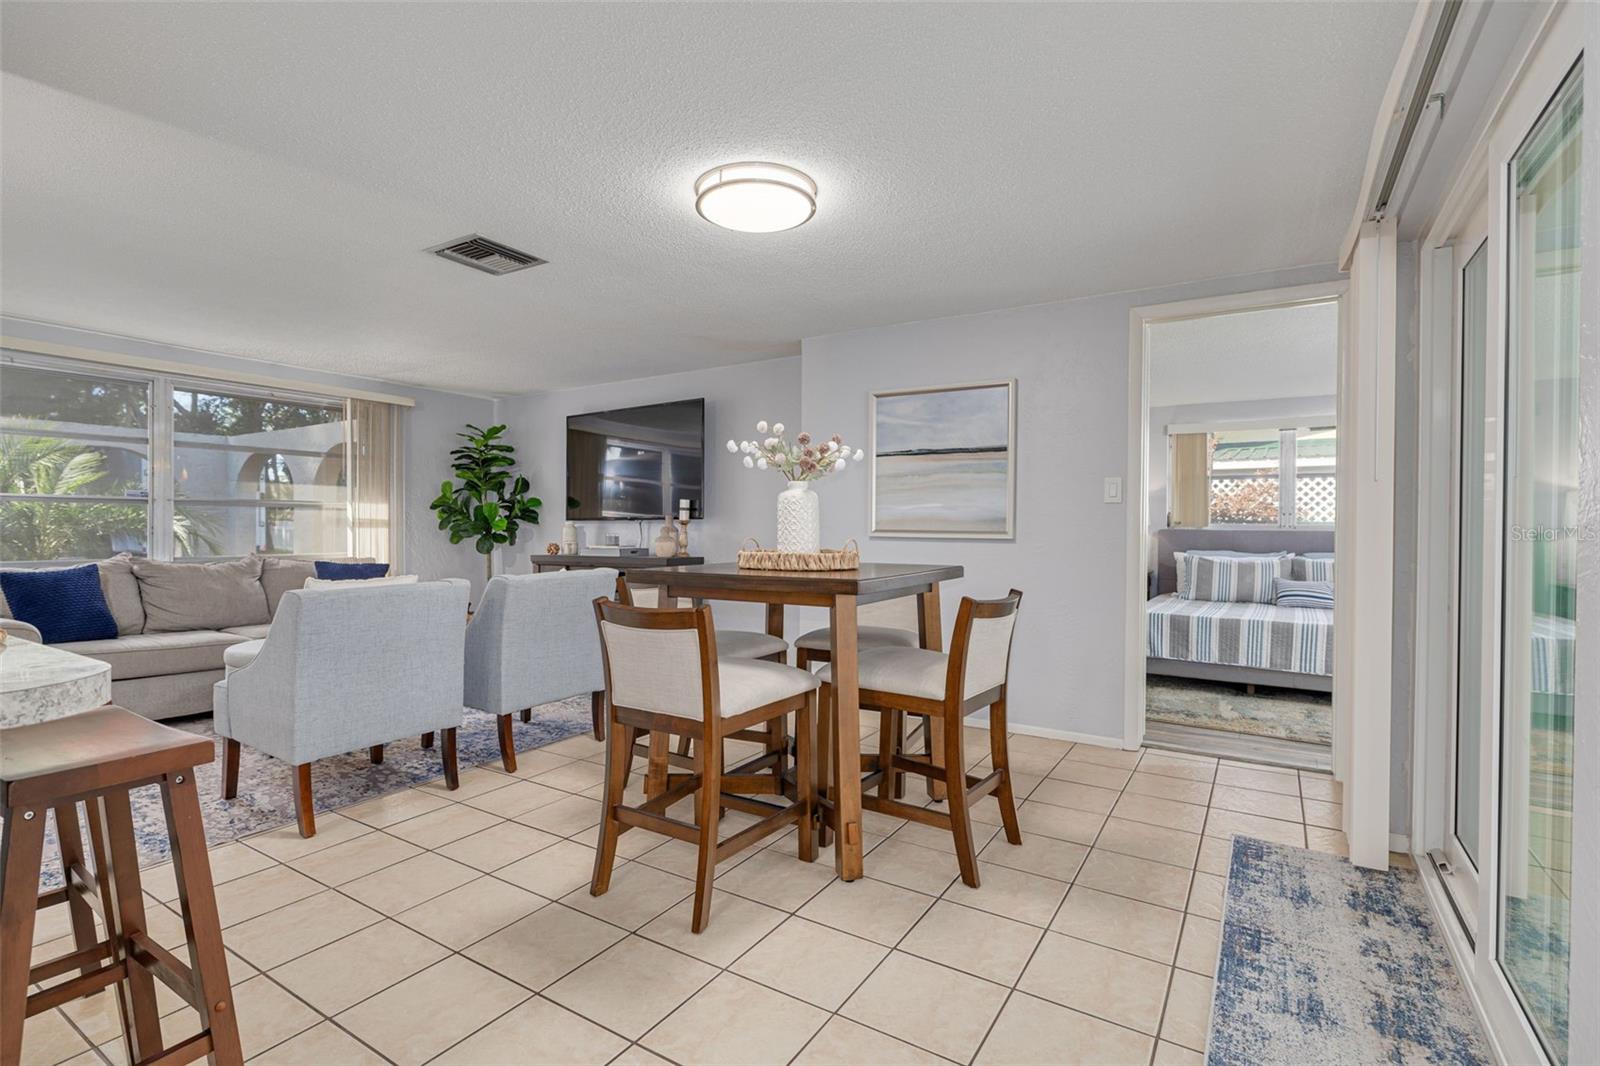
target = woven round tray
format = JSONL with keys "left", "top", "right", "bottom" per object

{"left": 737, "top": 538, "right": 860, "bottom": 571}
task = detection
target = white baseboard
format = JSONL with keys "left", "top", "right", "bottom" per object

{"left": 963, "top": 713, "right": 1131, "bottom": 751}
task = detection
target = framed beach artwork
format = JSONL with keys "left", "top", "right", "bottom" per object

{"left": 869, "top": 380, "right": 1016, "bottom": 538}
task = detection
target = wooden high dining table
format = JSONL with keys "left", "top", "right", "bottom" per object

{"left": 626, "top": 561, "right": 962, "bottom": 881}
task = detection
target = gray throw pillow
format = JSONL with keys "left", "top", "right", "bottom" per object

{"left": 259, "top": 557, "right": 318, "bottom": 616}
{"left": 0, "top": 554, "right": 145, "bottom": 636}
{"left": 132, "top": 557, "right": 270, "bottom": 633}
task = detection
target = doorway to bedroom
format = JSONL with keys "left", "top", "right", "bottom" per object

{"left": 1136, "top": 289, "right": 1342, "bottom": 769}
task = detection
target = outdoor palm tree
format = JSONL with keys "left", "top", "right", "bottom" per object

{"left": 0, "top": 435, "right": 216, "bottom": 560}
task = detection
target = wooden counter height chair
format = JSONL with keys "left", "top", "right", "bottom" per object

{"left": 213, "top": 579, "right": 470, "bottom": 837}
{"left": 464, "top": 569, "right": 618, "bottom": 765}
{"left": 618, "top": 579, "right": 793, "bottom": 792}
{"left": 818, "top": 590, "right": 1025, "bottom": 888}
{"left": 590, "top": 599, "right": 818, "bottom": 932}
{"left": 1, "top": 706, "right": 242, "bottom": 1066}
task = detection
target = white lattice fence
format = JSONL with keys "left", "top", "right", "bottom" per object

{"left": 1209, "top": 475, "right": 1279, "bottom": 523}
{"left": 1296, "top": 475, "right": 1337, "bottom": 524}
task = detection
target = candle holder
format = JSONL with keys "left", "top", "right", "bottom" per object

{"left": 676, "top": 518, "right": 691, "bottom": 556}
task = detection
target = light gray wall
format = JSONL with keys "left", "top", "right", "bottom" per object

{"left": 0, "top": 317, "right": 500, "bottom": 598}
{"left": 801, "top": 264, "right": 1341, "bottom": 740}
{"left": 496, "top": 357, "right": 802, "bottom": 633}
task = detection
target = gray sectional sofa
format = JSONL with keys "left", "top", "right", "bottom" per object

{"left": 0, "top": 555, "right": 360, "bottom": 720}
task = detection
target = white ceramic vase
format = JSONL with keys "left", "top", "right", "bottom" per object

{"left": 775, "top": 480, "right": 820, "bottom": 553}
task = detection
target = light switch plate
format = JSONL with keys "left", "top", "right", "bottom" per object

{"left": 1103, "top": 476, "right": 1123, "bottom": 504}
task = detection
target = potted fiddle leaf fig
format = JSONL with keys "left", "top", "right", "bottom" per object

{"left": 430, "top": 424, "right": 542, "bottom": 584}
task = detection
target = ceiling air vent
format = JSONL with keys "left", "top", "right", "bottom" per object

{"left": 428, "top": 234, "right": 546, "bottom": 275}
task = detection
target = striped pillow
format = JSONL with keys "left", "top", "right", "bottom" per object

{"left": 1301, "top": 557, "right": 1335, "bottom": 582}
{"left": 1276, "top": 579, "right": 1334, "bottom": 609}
{"left": 1183, "top": 555, "right": 1282, "bottom": 604}
{"left": 1174, "top": 551, "right": 1289, "bottom": 599}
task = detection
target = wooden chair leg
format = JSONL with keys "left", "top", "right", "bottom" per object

{"left": 98, "top": 791, "right": 164, "bottom": 1063}
{"left": 942, "top": 713, "right": 979, "bottom": 888}
{"left": 221, "top": 737, "right": 241, "bottom": 800}
{"left": 159, "top": 771, "right": 243, "bottom": 1066}
{"left": 591, "top": 691, "right": 605, "bottom": 741}
{"left": 876, "top": 710, "right": 899, "bottom": 801}
{"left": 817, "top": 682, "right": 833, "bottom": 848}
{"left": 796, "top": 694, "right": 817, "bottom": 863}
{"left": 292, "top": 763, "right": 315, "bottom": 837}
{"left": 441, "top": 727, "right": 460, "bottom": 790}
{"left": 0, "top": 802, "right": 47, "bottom": 1066}
{"left": 691, "top": 729, "right": 722, "bottom": 933}
{"left": 591, "top": 715, "right": 634, "bottom": 897}
{"left": 989, "top": 695, "right": 1023, "bottom": 845}
{"left": 51, "top": 804, "right": 99, "bottom": 981}
{"left": 645, "top": 732, "right": 671, "bottom": 798}
{"left": 497, "top": 713, "right": 518, "bottom": 774}
{"left": 421, "top": 731, "right": 435, "bottom": 749}
{"left": 521, "top": 708, "right": 532, "bottom": 724}
{"left": 369, "top": 744, "right": 384, "bottom": 765}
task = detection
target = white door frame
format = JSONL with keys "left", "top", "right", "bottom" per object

{"left": 1123, "top": 279, "right": 1347, "bottom": 750}
{"left": 1409, "top": 3, "right": 1586, "bottom": 1063}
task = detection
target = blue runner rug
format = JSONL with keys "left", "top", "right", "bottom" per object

{"left": 1208, "top": 836, "right": 1491, "bottom": 1066}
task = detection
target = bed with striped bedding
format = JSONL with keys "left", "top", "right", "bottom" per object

{"left": 1146, "top": 593, "right": 1333, "bottom": 677}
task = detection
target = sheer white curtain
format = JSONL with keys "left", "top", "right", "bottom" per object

{"left": 350, "top": 399, "right": 401, "bottom": 566}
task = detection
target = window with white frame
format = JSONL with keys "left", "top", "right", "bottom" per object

{"left": 1166, "top": 424, "right": 1335, "bottom": 529}
{"left": 0, "top": 353, "right": 365, "bottom": 563}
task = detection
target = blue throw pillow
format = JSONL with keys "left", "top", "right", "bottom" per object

{"left": 313, "top": 560, "right": 390, "bottom": 581}
{"left": 1275, "top": 579, "right": 1334, "bottom": 610}
{"left": 0, "top": 564, "right": 118, "bottom": 643}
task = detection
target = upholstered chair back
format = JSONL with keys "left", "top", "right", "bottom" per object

{"left": 220, "top": 578, "right": 469, "bottom": 763}
{"left": 953, "top": 590, "right": 1024, "bottom": 701}
{"left": 860, "top": 595, "right": 920, "bottom": 631}
{"left": 595, "top": 601, "right": 714, "bottom": 720}
{"left": 464, "top": 569, "right": 619, "bottom": 714}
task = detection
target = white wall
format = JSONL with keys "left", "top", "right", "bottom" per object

{"left": 496, "top": 357, "right": 802, "bottom": 633}
{"left": 801, "top": 264, "right": 1341, "bottom": 741}
{"left": 1, "top": 317, "right": 500, "bottom": 598}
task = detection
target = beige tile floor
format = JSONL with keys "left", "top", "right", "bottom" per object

{"left": 24, "top": 727, "right": 1354, "bottom": 1066}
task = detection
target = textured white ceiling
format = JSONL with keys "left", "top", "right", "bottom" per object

{"left": 0, "top": 2, "right": 1412, "bottom": 395}
{"left": 1148, "top": 301, "right": 1338, "bottom": 407}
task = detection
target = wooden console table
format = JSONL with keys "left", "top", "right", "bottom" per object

{"left": 531, "top": 553, "right": 704, "bottom": 573}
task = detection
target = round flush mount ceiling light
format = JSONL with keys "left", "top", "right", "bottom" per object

{"left": 694, "top": 162, "right": 817, "bottom": 233}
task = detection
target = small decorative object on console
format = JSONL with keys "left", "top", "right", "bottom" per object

{"left": 726, "top": 420, "right": 864, "bottom": 553}
{"left": 653, "top": 521, "right": 679, "bottom": 558}
{"left": 545, "top": 542, "right": 561, "bottom": 556}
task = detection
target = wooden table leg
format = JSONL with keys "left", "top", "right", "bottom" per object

{"left": 764, "top": 602, "right": 789, "bottom": 782}
{"left": 830, "top": 594, "right": 863, "bottom": 880}
{"left": 919, "top": 586, "right": 948, "bottom": 801}
{"left": 645, "top": 731, "right": 670, "bottom": 798}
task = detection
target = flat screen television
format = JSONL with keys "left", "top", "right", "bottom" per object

{"left": 566, "top": 398, "right": 705, "bottom": 520}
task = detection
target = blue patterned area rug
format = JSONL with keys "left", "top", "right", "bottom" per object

{"left": 37, "top": 698, "right": 593, "bottom": 886}
{"left": 1208, "top": 837, "right": 1491, "bottom": 1066}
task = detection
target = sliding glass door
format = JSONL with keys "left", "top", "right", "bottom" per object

{"left": 1498, "top": 60, "right": 1581, "bottom": 1064}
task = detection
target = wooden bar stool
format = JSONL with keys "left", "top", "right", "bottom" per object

{"left": 818, "top": 590, "right": 1025, "bottom": 888}
{"left": 590, "top": 598, "right": 818, "bottom": 932}
{"left": 1, "top": 706, "right": 242, "bottom": 1066}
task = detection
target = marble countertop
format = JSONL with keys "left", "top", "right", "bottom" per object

{"left": 0, "top": 639, "right": 113, "bottom": 728}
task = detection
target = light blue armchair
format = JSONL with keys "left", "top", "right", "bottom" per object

{"left": 463, "top": 568, "right": 617, "bottom": 772}
{"left": 212, "top": 578, "right": 469, "bottom": 837}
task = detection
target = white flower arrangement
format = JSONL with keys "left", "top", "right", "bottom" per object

{"left": 726, "top": 422, "right": 866, "bottom": 482}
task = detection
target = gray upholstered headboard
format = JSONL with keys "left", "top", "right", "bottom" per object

{"left": 1152, "top": 528, "right": 1335, "bottom": 596}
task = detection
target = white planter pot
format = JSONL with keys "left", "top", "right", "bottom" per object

{"left": 775, "top": 481, "right": 820, "bottom": 553}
